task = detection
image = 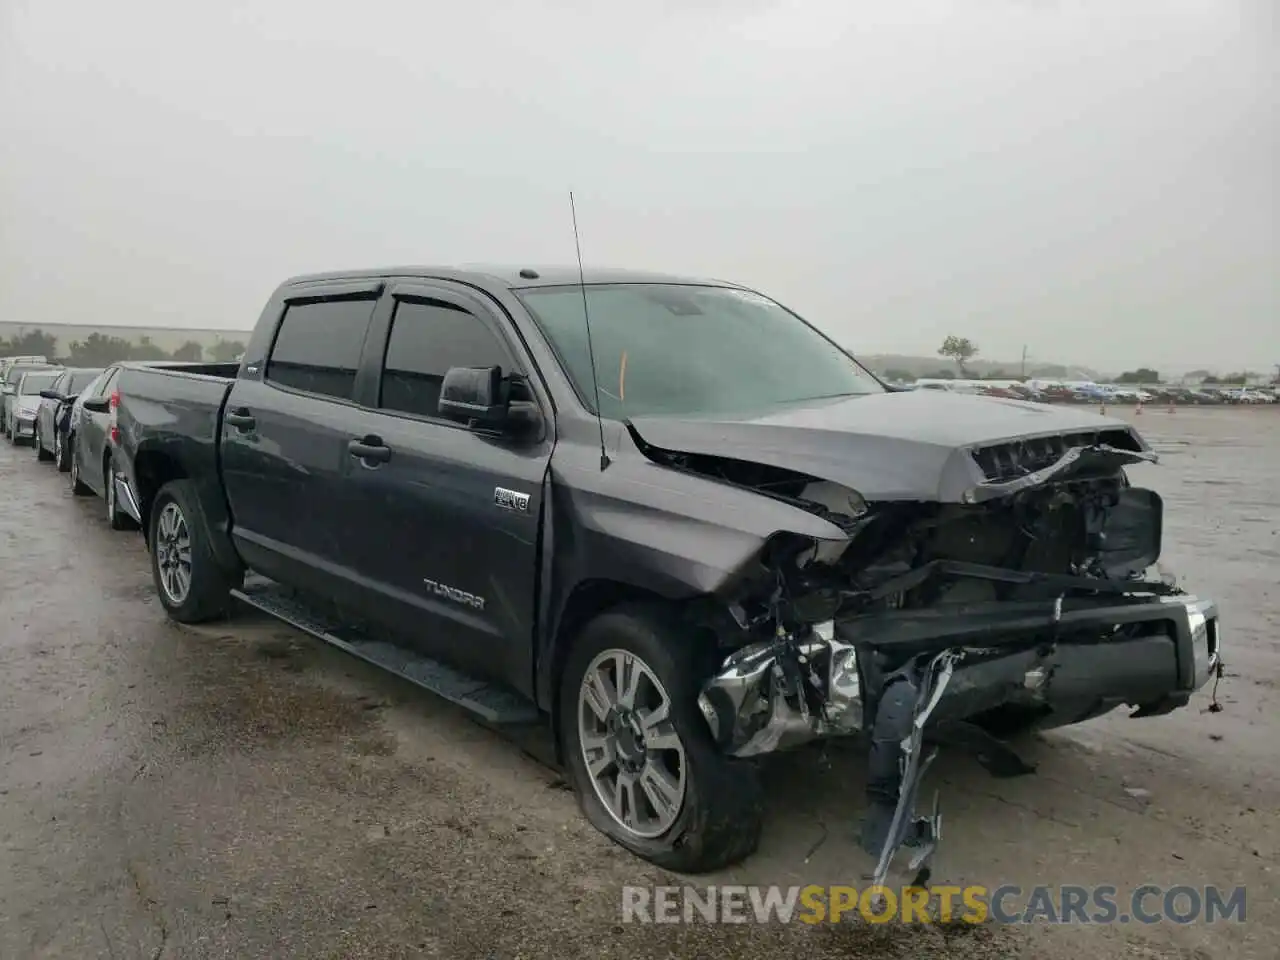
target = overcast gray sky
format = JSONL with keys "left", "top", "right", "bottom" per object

{"left": 1, "top": 0, "right": 1275, "bottom": 374}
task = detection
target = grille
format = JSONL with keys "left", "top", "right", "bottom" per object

{"left": 971, "top": 428, "right": 1139, "bottom": 482}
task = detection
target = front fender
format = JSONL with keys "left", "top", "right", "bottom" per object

{"left": 533, "top": 444, "right": 848, "bottom": 709}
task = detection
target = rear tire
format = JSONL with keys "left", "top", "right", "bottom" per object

{"left": 558, "top": 603, "right": 763, "bottom": 873}
{"left": 69, "top": 441, "right": 92, "bottom": 495}
{"left": 148, "top": 479, "right": 235, "bottom": 623}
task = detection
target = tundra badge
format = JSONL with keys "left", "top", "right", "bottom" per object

{"left": 422, "top": 579, "right": 486, "bottom": 611}
{"left": 494, "top": 487, "right": 531, "bottom": 512}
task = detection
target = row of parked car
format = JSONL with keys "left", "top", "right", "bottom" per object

{"left": 907, "top": 377, "right": 1278, "bottom": 405}
{"left": 0, "top": 355, "right": 198, "bottom": 524}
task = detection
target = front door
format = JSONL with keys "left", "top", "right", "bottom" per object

{"left": 343, "top": 284, "right": 553, "bottom": 694}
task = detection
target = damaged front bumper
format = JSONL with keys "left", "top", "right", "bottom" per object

{"left": 698, "top": 591, "right": 1221, "bottom": 757}
{"left": 697, "top": 589, "right": 1221, "bottom": 885}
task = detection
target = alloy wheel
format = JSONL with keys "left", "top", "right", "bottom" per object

{"left": 155, "top": 502, "right": 193, "bottom": 605}
{"left": 577, "top": 648, "right": 688, "bottom": 839}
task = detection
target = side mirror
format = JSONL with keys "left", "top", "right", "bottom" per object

{"left": 438, "top": 365, "right": 508, "bottom": 426}
{"left": 82, "top": 397, "right": 111, "bottom": 414}
{"left": 39, "top": 390, "right": 64, "bottom": 401}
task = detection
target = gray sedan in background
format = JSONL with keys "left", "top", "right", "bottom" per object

{"left": 33, "top": 367, "right": 104, "bottom": 464}
{"left": 1, "top": 361, "right": 59, "bottom": 437}
{"left": 6, "top": 370, "right": 62, "bottom": 445}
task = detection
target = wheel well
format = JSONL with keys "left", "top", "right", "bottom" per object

{"left": 132, "top": 451, "right": 189, "bottom": 542}
{"left": 545, "top": 578, "right": 674, "bottom": 763}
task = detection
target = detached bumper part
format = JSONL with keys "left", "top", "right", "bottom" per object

{"left": 699, "top": 594, "right": 1220, "bottom": 755}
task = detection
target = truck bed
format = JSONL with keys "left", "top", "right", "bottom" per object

{"left": 112, "top": 361, "right": 240, "bottom": 539}
{"left": 116, "top": 363, "right": 237, "bottom": 449}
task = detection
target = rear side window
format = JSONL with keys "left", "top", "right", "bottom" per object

{"left": 77, "top": 373, "right": 104, "bottom": 399}
{"left": 68, "top": 371, "right": 100, "bottom": 392}
{"left": 266, "top": 297, "right": 376, "bottom": 400}
{"left": 378, "top": 299, "right": 512, "bottom": 419}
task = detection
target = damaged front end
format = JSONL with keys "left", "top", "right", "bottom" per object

{"left": 664, "top": 427, "right": 1223, "bottom": 887}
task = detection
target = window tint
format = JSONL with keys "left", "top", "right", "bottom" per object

{"left": 379, "top": 299, "right": 510, "bottom": 418}
{"left": 97, "top": 369, "right": 120, "bottom": 396}
{"left": 266, "top": 297, "right": 375, "bottom": 400}
{"left": 49, "top": 372, "right": 70, "bottom": 393}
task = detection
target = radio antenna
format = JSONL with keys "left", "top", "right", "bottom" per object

{"left": 570, "top": 190, "right": 610, "bottom": 471}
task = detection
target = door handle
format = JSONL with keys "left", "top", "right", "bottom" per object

{"left": 225, "top": 407, "right": 256, "bottom": 430}
{"left": 348, "top": 436, "right": 391, "bottom": 464}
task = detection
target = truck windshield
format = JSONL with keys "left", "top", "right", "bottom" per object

{"left": 515, "top": 283, "right": 883, "bottom": 418}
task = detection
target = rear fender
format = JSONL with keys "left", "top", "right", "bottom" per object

{"left": 131, "top": 441, "right": 242, "bottom": 576}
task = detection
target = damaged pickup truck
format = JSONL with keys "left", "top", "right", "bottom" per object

{"left": 111, "top": 267, "right": 1222, "bottom": 879}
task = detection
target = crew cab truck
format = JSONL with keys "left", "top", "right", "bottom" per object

{"left": 113, "top": 267, "right": 1222, "bottom": 881}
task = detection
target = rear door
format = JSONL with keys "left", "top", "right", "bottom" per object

{"left": 342, "top": 282, "right": 553, "bottom": 691}
{"left": 219, "top": 282, "right": 384, "bottom": 602}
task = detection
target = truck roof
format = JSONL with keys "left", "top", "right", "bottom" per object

{"left": 282, "top": 265, "right": 748, "bottom": 291}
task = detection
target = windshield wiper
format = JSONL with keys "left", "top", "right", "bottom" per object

{"left": 777, "top": 391, "right": 870, "bottom": 404}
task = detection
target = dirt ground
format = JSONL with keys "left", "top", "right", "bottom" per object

{"left": 0, "top": 405, "right": 1275, "bottom": 959}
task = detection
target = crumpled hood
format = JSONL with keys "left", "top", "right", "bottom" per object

{"left": 627, "top": 390, "right": 1153, "bottom": 503}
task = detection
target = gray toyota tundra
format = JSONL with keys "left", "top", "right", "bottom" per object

{"left": 109, "top": 266, "right": 1222, "bottom": 883}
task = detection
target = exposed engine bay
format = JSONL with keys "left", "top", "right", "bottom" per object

{"left": 638, "top": 425, "right": 1223, "bottom": 889}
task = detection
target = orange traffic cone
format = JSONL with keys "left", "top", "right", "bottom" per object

{"left": 1136, "top": 400, "right": 1143, "bottom": 415}
{"left": 1099, "top": 402, "right": 1106, "bottom": 415}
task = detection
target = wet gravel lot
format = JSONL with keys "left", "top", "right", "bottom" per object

{"left": 1, "top": 406, "right": 1275, "bottom": 959}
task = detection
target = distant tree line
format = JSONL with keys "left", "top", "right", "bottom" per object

{"left": 0, "top": 329, "right": 246, "bottom": 366}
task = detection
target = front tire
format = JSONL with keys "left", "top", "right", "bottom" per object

{"left": 558, "top": 603, "right": 763, "bottom": 873}
{"left": 149, "top": 479, "right": 235, "bottom": 622}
